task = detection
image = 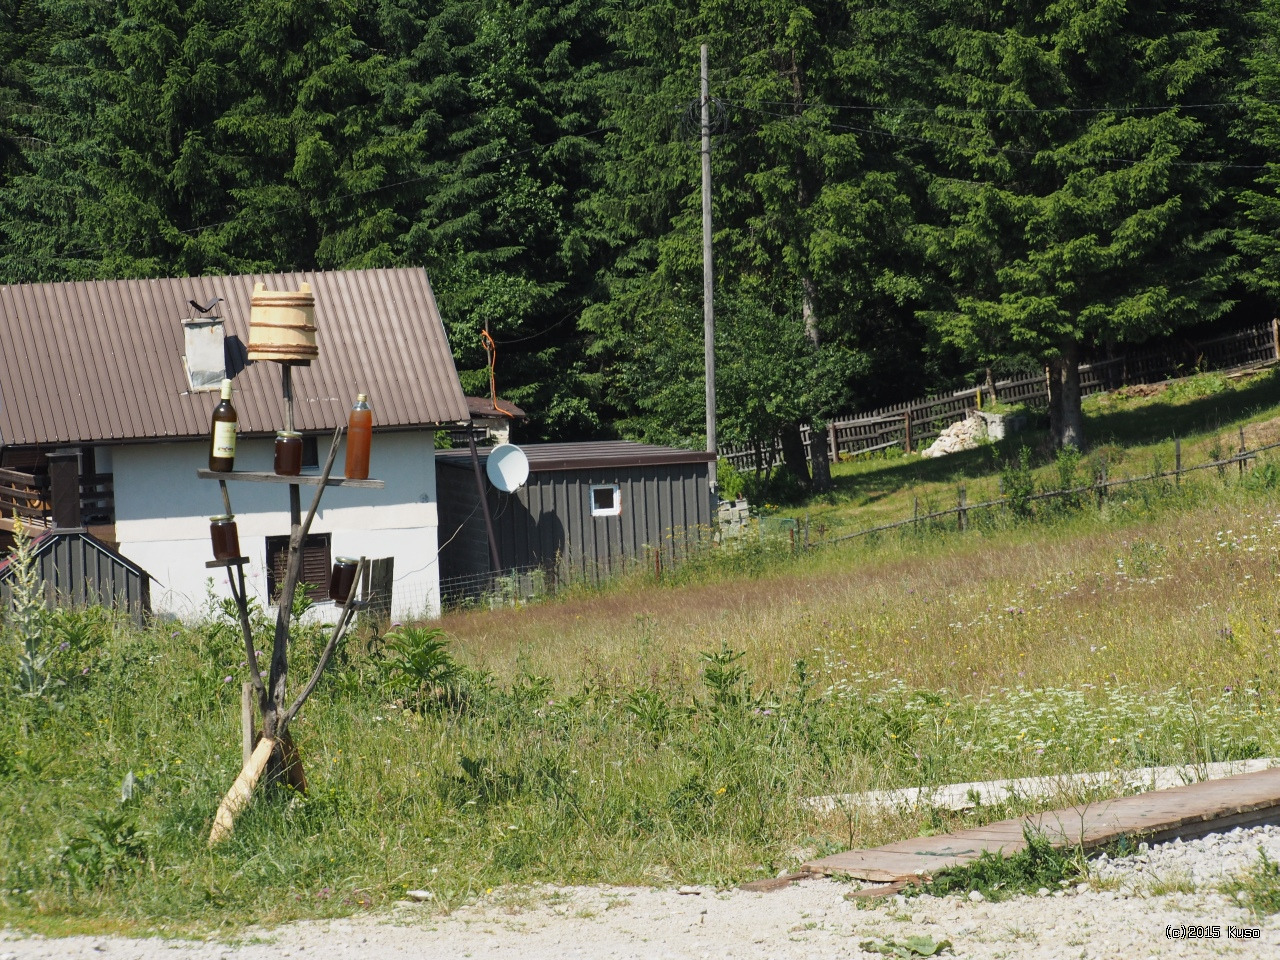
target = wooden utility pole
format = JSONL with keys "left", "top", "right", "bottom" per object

{"left": 701, "top": 44, "right": 717, "bottom": 491}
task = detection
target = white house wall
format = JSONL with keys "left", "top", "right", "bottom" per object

{"left": 112, "top": 432, "right": 440, "bottom": 621}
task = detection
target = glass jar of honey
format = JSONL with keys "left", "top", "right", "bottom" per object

{"left": 329, "top": 557, "right": 358, "bottom": 604}
{"left": 209, "top": 515, "right": 240, "bottom": 561}
{"left": 274, "top": 430, "right": 303, "bottom": 476}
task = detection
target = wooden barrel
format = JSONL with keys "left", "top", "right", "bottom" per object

{"left": 247, "top": 282, "right": 318, "bottom": 362}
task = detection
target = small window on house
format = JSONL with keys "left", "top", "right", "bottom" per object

{"left": 590, "top": 484, "right": 621, "bottom": 517}
{"left": 266, "top": 533, "right": 332, "bottom": 603}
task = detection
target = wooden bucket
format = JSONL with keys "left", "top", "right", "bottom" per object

{"left": 247, "top": 282, "right": 318, "bottom": 363}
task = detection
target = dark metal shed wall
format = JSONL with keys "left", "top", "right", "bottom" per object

{"left": 0, "top": 534, "right": 150, "bottom": 624}
{"left": 437, "top": 460, "right": 713, "bottom": 586}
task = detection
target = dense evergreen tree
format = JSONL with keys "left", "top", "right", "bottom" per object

{"left": 917, "top": 0, "right": 1237, "bottom": 448}
{"left": 0, "top": 0, "right": 1274, "bottom": 455}
{"left": 586, "top": 0, "right": 927, "bottom": 485}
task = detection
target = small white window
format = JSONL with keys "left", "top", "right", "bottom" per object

{"left": 590, "top": 483, "right": 621, "bottom": 517}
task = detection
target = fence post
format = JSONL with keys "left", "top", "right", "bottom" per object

{"left": 1272, "top": 317, "right": 1279, "bottom": 362}
{"left": 913, "top": 495, "right": 919, "bottom": 533}
{"left": 957, "top": 485, "right": 967, "bottom": 533}
{"left": 904, "top": 411, "right": 912, "bottom": 454}
{"left": 1095, "top": 460, "right": 1108, "bottom": 509}
{"left": 1239, "top": 426, "right": 1247, "bottom": 477}
{"left": 828, "top": 421, "right": 838, "bottom": 464}
{"left": 1175, "top": 438, "right": 1181, "bottom": 487}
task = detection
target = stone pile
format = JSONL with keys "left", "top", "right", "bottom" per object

{"left": 920, "top": 412, "right": 985, "bottom": 458}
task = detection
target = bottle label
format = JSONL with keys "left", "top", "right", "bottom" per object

{"left": 212, "top": 421, "right": 237, "bottom": 459}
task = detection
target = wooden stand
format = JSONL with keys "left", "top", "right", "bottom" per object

{"left": 202, "top": 364, "right": 383, "bottom": 846}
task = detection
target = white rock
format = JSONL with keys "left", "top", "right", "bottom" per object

{"left": 677, "top": 886, "right": 701, "bottom": 896}
{"left": 404, "top": 889, "right": 434, "bottom": 902}
{"left": 968, "top": 890, "right": 984, "bottom": 902}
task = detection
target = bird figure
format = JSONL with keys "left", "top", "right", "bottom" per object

{"left": 189, "top": 296, "right": 222, "bottom": 314}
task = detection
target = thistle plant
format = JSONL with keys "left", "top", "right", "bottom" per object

{"left": 3, "top": 520, "right": 54, "bottom": 699}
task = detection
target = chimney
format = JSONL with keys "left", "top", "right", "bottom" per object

{"left": 47, "top": 450, "right": 82, "bottom": 531}
{"left": 183, "top": 316, "right": 226, "bottom": 391}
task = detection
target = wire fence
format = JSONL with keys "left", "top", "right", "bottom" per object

{"left": 721, "top": 321, "right": 1280, "bottom": 471}
{"left": 814, "top": 437, "right": 1280, "bottom": 546}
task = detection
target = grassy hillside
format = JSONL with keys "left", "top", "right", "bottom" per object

{"left": 772, "top": 367, "right": 1280, "bottom": 539}
{"left": 4, "top": 372, "right": 1280, "bottom": 935}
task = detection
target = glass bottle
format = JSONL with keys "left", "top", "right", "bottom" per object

{"left": 344, "top": 393, "right": 372, "bottom": 479}
{"left": 208, "top": 379, "right": 238, "bottom": 472}
{"left": 274, "top": 430, "right": 303, "bottom": 476}
{"left": 329, "top": 557, "right": 358, "bottom": 604}
{"left": 209, "top": 515, "right": 240, "bottom": 560}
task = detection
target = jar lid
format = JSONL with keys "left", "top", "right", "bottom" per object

{"left": 276, "top": 430, "right": 302, "bottom": 438}
{"left": 210, "top": 514, "right": 235, "bottom": 522}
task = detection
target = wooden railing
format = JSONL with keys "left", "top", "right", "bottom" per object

{"left": 722, "top": 321, "right": 1280, "bottom": 471}
{"left": 80, "top": 473, "right": 114, "bottom": 525}
{"left": 0, "top": 467, "right": 50, "bottom": 524}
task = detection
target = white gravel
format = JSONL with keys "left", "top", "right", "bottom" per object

{"left": 4, "top": 826, "right": 1280, "bottom": 959}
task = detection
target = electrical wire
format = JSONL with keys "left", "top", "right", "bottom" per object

{"left": 724, "top": 99, "right": 1269, "bottom": 170}
{"left": 481, "top": 329, "right": 517, "bottom": 417}
{"left": 721, "top": 96, "right": 1280, "bottom": 117}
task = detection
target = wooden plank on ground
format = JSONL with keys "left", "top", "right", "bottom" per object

{"left": 804, "top": 767, "right": 1280, "bottom": 881}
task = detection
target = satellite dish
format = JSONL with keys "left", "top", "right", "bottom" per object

{"left": 486, "top": 443, "right": 529, "bottom": 492}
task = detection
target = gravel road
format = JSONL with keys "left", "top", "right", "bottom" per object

{"left": 4, "top": 825, "right": 1280, "bottom": 959}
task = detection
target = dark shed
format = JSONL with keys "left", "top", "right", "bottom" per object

{"left": 0, "top": 530, "right": 151, "bottom": 624}
{"left": 436, "top": 442, "right": 716, "bottom": 595}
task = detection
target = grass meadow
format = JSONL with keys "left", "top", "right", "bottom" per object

{"left": 5, "top": 375, "right": 1280, "bottom": 935}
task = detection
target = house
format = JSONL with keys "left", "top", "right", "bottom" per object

{"left": 435, "top": 441, "right": 716, "bottom": 601}
{"left": 0, "top": 268, "right": 469, "bottom": 620}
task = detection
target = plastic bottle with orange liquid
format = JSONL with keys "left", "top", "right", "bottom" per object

{"left": 344, "top": 393, "right": 372, "bottom": 479}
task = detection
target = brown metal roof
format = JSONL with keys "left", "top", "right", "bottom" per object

{"left": 437, "top": 441, "right": 716, "bottom": 473}
{"left": 0, "top": 268, "right": 470, "bottom": 446}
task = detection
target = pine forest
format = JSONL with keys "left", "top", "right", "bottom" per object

{"left": 4, "top": 0, "right": 1280, "bottom": 461}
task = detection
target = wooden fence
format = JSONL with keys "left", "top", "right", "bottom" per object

{"left": 722, "top": 321, "right": 1280, "bottom": 471}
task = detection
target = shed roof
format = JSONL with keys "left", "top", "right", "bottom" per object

{"left": 437, "top": 441, "right": 716, "bottom": 473}
{"left": 0, "top": 268, "right": 469, "bottom": 446}
{"left": 466, "top": 396, "right": 527, "bottom": 420}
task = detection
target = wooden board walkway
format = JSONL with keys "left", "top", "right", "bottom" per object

{"left": 803, "top": 765, "right": 1280, "bottom": 885}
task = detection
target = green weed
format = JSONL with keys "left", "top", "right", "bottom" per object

{"left": 1223, "top": 849, "right": 1280, "bottom": 915}
{"left": 914, "top": 825, "right": 1083, "bottom": 901}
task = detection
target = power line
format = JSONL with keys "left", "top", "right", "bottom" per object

{"left": 722, "top": 96, "right": 1280, "bottom": 117}
{"left": 726, "top": 100, "right": 1268, "bottom": 170}
{"left": 0, "top": 125, "right": 612, "bottom": 260}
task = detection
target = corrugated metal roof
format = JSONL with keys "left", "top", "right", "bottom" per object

{"left": 0, "top": 268, "right": 470, "bottom": 446}
{"left": 437, "top": 441, "right": 716, "bottom": 473}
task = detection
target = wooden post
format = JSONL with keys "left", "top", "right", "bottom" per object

{"left": 1239, "top": 426, "right": 1247, "bottom": 476}
{"left": 1175, "top": 438, "right": 1181, "bottom": 487}
{"left": 904, "top": 411, "right": 912, "bottom": 454}
{"left": 1271, "top": 317, "right": 1279, "bottom": 362}
{"left": 241, "top": 682, "right": 255, "bottom": 767}
{"left": 957, "top": 485, "right": 967, "bottom": 532}
{"left": 828, "top": 421, "right": 838, "bottom": 464}
{"left": 913, "top": 496, "right": 919, "bottom": 533}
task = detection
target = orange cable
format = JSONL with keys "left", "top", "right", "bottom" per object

{"left": 481, "top": 329, "right": 517, "bottom": 418}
